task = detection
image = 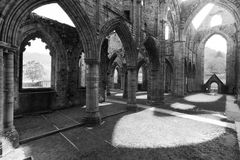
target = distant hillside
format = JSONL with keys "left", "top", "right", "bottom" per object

{"left": 204, "top": 47, "right": 226, "bottom": 83}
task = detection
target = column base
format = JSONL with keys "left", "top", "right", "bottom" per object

{"left": 83, "top": 112, "right": 101, "bottom": 126}
{"left": 127, "top": 104, "right": 138, "bottom": 111}
{"left": 0, "top": 127, "right": 19, "bottom": 156}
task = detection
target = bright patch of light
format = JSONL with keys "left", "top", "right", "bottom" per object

{"left": 184, "top": 93, "right": 223, "bottom": 102}
{"left": 110, "top": 91, "right": 118, "bottom": 94}
{"left": 212, "top": 113, "right": 227, "bottom": 119}
{"left": 24, "top": 38, "right": 49, "bottom": 55}
{"left": 138, "top": 67, "right": 143, "bottom": 84}
{"left": 111, "top": 108, "right": 226, "bottom": 148}
{"left": 210, "top": 82, "right": 218, "bottom": 89}
{"left": 33, "top": 3, "right": 75, "bottom": 27}
{"left": 1, "top": 142, "right": 29, "bottom": 160}
{"left": 99, "top": 102, "right": 113, "bottom": 107}
{"left": 210, "top": 14, "right": 223, "bottom": 27}
{"left": 165, "top": 25, "right": 169, "bottom": 40}
{"left": 114, "top": 93, "right": 123, "bottom": 97}
{"left": 114, "top": 69, "right": 118, "bottom": 83}
{"left": 23, "top": 38, "right": 51, "bottom": 83}
{"left": 205, "top": 34, "right": 227, "bottom": 53}
{"left": 136, "top": 94, "right": 147, "bottom": 100}
{"left": 171, "top": 103, "right": 196, "bottom": 110}
{"left": 137, "top": 91, "right": 147, "bottom": 94}
{"left": 192, "top": 3, "right": 214, "bottom": 29}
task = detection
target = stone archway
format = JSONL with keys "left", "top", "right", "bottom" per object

{"left": 137, "top": 59, "right": 148, "bottom": 91}
{"left": 99, "top": 18, "right": 138, "bottom": 109}
{"left": 196, "top": 32, "right": 236, "bottom": 94}
{"left": 0, "top": 0, "right": 99, "bottom": 152}
{"left": 165, "top": 58, "right": 174, "bottom": 93}
{"left": 0, "top": 0, "right": 97, "bottom": 59}
{"left": 144, "top": 36, "right": 164, "bottom": 104}
{"left": 182, "top": 0, "right": 240, "bottom": 39}
{"left": 18, "top": 17, "right": 73, "bottom": 113}
{"left": 204, "top": 74, "right": 225, "bottom": 93}
{"left": 99, "top": 18, "right": 137, "bottom": 66}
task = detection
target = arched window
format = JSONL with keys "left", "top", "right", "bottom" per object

{"left": 204, "top": 34, "right": 227, "bottom": 84}
{"left": 210, "top": 82, "right": 218, "bottom": 90}
{"left": 22, "top": 38, "right": 51, "bottom": 89}
{"left": 210, "top": 15, "right": 222, "bottom": 27}
{"left": 138, "top": 67, "right": 143, "bottom": 84}
{"left": 114, "top": 68, "right": 118, "bottom": 84}
{"left": 165, "top": 25, "right": 170, "bottom": 40}
{"left": 78, "top": 52, "right": 86, "bottom": 88}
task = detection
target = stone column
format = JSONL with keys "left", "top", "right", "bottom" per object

{"left": 236, "top": 32, "right": 240, "bottom": 101}
{"left": 0, "top": 45, "right": 19, "bottom": 156}
{"left": 142, "top": 66, "right": 148, "bottom": 91}
{"left": 106, "top": 72, "right": 111, "bottom": 96}
{"left": 149, "top": 68, "right": 164, "bottom": 104}
{"left": 120, "top": 68, "right": 125, "bottom": 90}
{"left": 122, "top": 64, "right": 128, "bottom": 99}
{"left": 147, "top": 65, "right": 152, "bottom": 102}
{"left": 127, "top": 66, "right": 137, "bottom": 110}
{"left": 173, "top": 41, "right": 185, "bottom": 96}
{"left": 99, "top": 77, "right": 105, "bottom": 103}
{"left": 111, "top": 75, "right": 114, "bottom": 89}
{"left": 84, "top": 59, "right": 101, "bottom": 124}
{"left": 99, "top": 66, "right": 106, "bottom": 103}
{"left": 0, "top": 48, "right": 4, "bottom": 156}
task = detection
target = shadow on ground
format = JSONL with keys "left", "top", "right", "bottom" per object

{"left": 12, "top": 106, "right": 240, "bottom": 160}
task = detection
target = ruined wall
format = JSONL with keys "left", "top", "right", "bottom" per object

{"left": 16, "top": 14, "right": 86, "bottom": 114}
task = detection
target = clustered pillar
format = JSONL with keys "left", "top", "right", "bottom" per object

{"left": 236, "top": 33, "right": 240, "bottom": 102}
{"left": 173, "top": 41, "right": 185, "bottom": 96}
{"left": 150, "top": 68, "right": 164, "bottom": 104}
{"left": 127, "top": 66, "right": 137, "bottom": 110}
{"left": 84, "top": 59, "right": 101, "bottom": 124}
{"left": 0, "top": 44, "right": 19, "bottom": 156}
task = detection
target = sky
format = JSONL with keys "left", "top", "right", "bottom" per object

{"left": 24, "top": 38, "right": 49, "bottom": 55}
{"left": 192, "top": 3, "right": 214, "bottom": 29}
{"left": 205, "top": 34, "right": 227, "bottom": 53}
{"left": 30, "top": 3, "right": 227, "bottom": 55}
{"left": 32, "top": 3, "right": 75, "bottom": 27}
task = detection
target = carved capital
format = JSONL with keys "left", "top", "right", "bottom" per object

{"left": 0, "top": 41, "right": 17, "bottom": 53}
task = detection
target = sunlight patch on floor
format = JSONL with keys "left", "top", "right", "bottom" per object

{"left": 171, "top": 102, "right": 196, "bottom": 110}
{"left": 136, "top": 94, "right": 147, "bottom": 99}
{"left": 111, "top": 108, "right": 226, "bottom": 148}
{"left": 2, "top": 146, "right": 30, "bottom": 160}
{"left": 99, "top": 102, "right": 113, "bottom": 107}
{"left": 211, "top": 113, "right": 227, "bottom": 119}
{"left": 184, "top": 93, "right": 223, "bottom": 102}
{"left": 225, "top": 95, "right": 240, "bottom": 121}
{"left": 114, "top": 93, "right": 123, "bottom": 97}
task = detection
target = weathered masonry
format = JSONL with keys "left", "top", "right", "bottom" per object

{"left": 1, "top": 0, "right": 240, "bottom": 156}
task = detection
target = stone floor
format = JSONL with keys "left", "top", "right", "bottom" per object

{"left": 2, "top": 91, "right": 240, "bottom": 160}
